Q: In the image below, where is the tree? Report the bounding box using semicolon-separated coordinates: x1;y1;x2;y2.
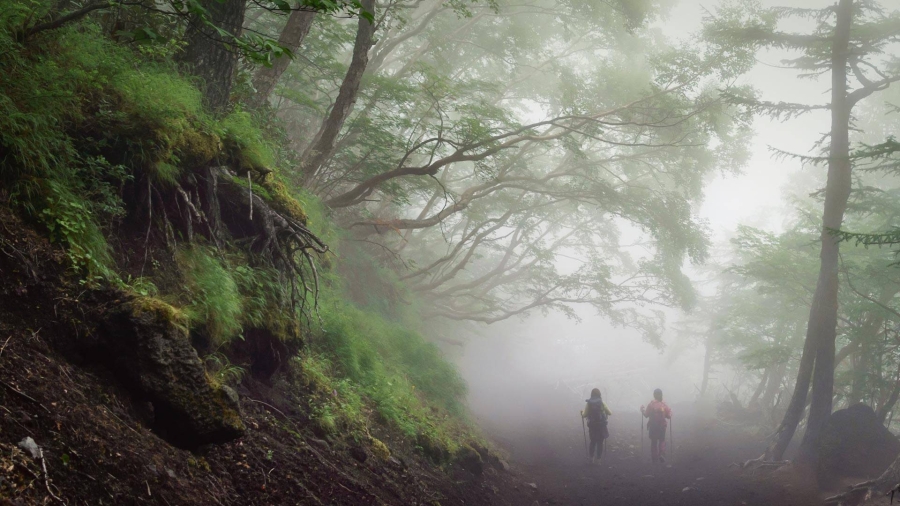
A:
298;0;377;182
180;0;248;112
248;9;317;109
704;0;900;464
255;0;756;331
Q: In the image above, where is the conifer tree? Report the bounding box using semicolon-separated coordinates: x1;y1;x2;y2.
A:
705;0;900;464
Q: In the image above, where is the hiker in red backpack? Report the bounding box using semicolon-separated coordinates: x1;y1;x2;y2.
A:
641;388;672;464
581;388;612;464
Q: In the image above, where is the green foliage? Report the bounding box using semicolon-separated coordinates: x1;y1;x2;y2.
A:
296;353;365;435
40;180;116;281
310;280;467;432
176;246;243;345
205;352;247;388
219;110;275;170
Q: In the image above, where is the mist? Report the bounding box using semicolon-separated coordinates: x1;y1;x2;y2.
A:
4;0;900;503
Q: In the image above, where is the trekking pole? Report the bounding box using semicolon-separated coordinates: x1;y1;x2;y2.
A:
669;418;674;462
581;414;588;456
640;412;644;462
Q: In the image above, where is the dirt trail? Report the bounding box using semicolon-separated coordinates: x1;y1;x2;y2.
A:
493;407;824;506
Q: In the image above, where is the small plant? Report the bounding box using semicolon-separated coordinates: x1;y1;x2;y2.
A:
204;353;246;388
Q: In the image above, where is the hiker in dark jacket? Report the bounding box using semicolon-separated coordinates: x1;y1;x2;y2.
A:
581;388;612;464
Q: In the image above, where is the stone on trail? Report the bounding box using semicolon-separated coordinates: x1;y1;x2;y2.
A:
527;482;538;491
682;487;693;492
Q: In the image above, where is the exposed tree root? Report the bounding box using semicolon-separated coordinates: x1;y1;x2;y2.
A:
735;456;790;472
824;457;900;506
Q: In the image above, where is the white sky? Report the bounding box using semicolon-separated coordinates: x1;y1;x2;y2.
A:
662;0;835;237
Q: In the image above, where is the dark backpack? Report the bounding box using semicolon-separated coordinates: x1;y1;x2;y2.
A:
586;398;608;425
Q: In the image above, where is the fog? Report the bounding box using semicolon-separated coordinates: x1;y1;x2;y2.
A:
456;307;705;451
445;3;900;495
449;0;830;433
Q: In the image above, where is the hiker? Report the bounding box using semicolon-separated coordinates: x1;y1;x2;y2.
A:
641;388;672;464
581;388;612;464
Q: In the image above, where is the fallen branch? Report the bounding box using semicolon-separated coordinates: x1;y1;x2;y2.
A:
37;445;65;504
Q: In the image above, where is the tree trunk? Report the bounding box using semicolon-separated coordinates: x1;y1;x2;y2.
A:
765;325;817;460
300;0;377;184
700;335;712;397
796;0;854;466
749;368;770;407
762;361;787;424
248;9;316;109
876;363;900;425
180;0;247;113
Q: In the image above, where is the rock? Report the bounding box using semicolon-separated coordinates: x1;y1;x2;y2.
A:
17;437;39;459
527;482;538;491
473;443;505;471
94;295;245;447
388;456;404;468
416;432;448;462
349;446;368;463
308;438;330;451
817;403;900;484
682;487;693;492
456;445;484;475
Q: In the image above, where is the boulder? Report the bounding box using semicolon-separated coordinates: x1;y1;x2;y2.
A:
472;443;506;472
95;295;245;447
817;403;900;484
455;445;484;475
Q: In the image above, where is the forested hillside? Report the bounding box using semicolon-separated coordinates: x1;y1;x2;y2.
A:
1;0;899;504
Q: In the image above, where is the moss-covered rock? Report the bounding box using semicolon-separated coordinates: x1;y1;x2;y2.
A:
94;294;245;447
416;432;449;463
455;444;483;476
370;437;391;461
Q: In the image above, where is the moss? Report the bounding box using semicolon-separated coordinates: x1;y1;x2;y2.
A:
262;176;308;225
175;129;222;167
128;295;188;331
187;457;211;472
370;437;391;461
